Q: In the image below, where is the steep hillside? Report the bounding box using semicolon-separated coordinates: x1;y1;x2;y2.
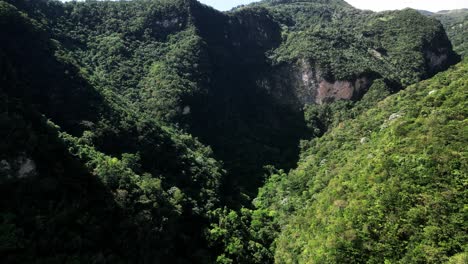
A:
5;0;459;202
431;9;468;57
0;2;224;262
0;0;464;263
3;0;309;202
247;59;467;263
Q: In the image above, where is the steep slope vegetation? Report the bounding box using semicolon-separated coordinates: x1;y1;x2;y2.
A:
431;9;468;58
0;0;464;263
0;2;224;262
5;0;459;203
253;0;459;89
4;0;310;202
249;60;467;263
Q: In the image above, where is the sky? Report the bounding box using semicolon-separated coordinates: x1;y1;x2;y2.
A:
198;0;468;12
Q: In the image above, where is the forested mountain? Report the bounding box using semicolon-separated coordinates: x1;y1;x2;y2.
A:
0;1;224;262
426;9;468;57
246;58;468;264
0;0;465;263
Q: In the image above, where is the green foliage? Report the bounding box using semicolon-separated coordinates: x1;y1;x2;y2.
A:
140;27;209;121
3;0;307;203
5;0;456;206
0;1;223;262
447;252;468;264
208;207;277;264
431;9;468;58
0;0;464;263
267;4;458;85
303;78;392;136
254;60;468;263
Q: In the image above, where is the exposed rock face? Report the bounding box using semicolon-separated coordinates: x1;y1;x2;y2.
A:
18;157;36;179
0;154;37;181
422;8;468;57
182;106;191;115
155;18;182;29
317;77;372;104
423;28;458;74
233;9;281;50
258;59;375;107
256;24;456;109
426;50;448;70
193;5;283;64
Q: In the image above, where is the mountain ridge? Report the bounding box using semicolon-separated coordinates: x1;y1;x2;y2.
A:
257;58;468;263
0;0;465;263
422;8;468;57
